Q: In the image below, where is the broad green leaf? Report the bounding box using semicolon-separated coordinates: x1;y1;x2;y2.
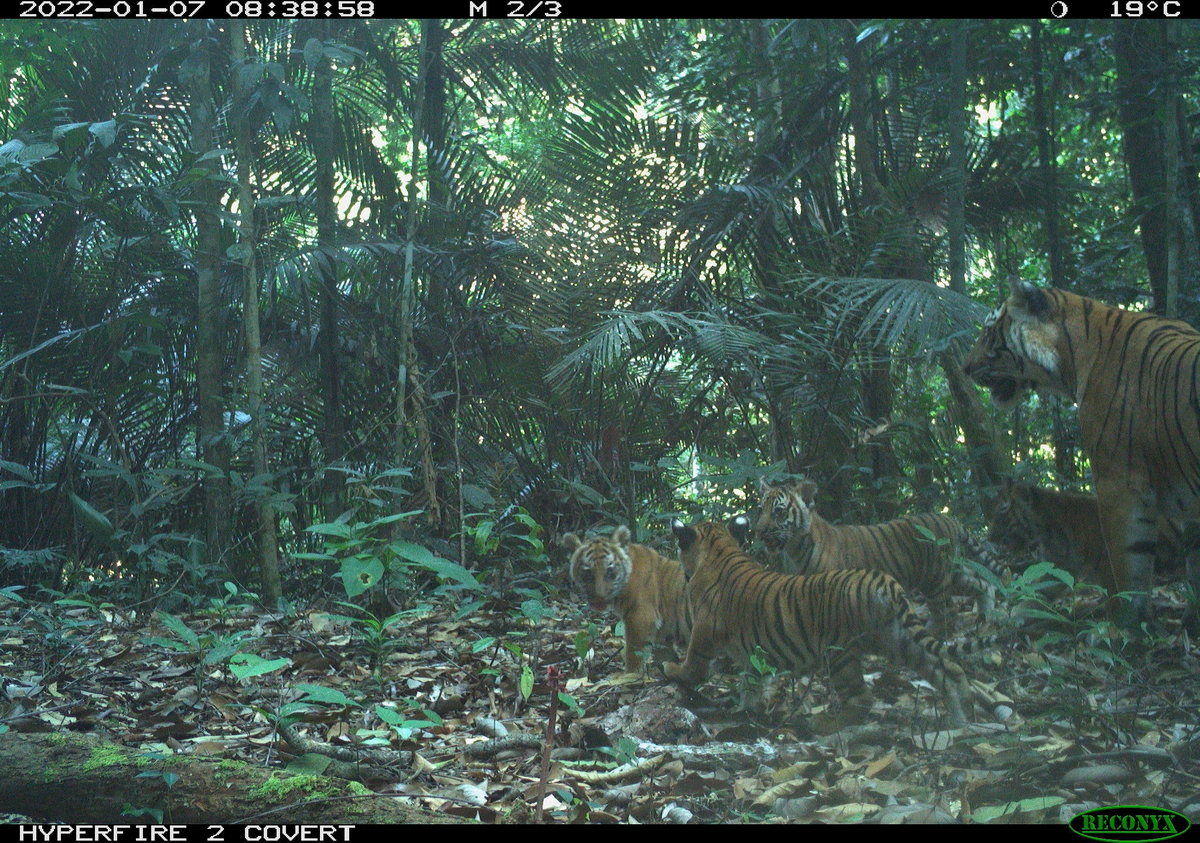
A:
306;522;354;539
340;556;383;598
229;654;291;681
294;684;359;707
156;611;199;647
69;493;115;542
286;753;333;775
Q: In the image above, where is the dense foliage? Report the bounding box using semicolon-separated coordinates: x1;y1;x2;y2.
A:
1;19;1197;609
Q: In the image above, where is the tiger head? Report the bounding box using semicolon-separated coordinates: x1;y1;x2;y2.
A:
561;526;634;612
755;478;817;551
670;517;748;576
987;478;1040;555
962;277;1070;410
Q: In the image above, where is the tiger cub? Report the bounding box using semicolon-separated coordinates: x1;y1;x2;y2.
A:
667;517;973;727
562;526;690;674
990;479;1185;595
754;478;1000;635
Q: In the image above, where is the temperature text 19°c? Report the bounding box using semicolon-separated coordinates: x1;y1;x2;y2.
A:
467;0;562;16
1111;0;1181;14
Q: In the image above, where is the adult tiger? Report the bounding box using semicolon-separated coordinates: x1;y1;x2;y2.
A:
752;478;1000;636
666;517;973;727
989;478;1185;594
963;278;1200;626
561;526;690;674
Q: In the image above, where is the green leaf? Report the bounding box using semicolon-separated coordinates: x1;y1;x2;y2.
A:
558;692;584;717
156;611;199;648
286;753;333;775
88;120;117;147
340;557;384;599
969;796;1064;822
519;664;534;701
306;522;354;539
520;598;545;623
392;542;482;591
229;654;291;681
0;460;34;482
294;683;359;707
69;493;115;542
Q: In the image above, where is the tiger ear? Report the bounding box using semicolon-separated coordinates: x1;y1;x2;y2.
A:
671;519;698;552
758;476;774;496
560;533;582;552
612;525;632;546
728;515;750;545
799;480;818;506
1008;276;1051;319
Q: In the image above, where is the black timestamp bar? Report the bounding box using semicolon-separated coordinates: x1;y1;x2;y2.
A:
18;0;377;15
466;0;562;16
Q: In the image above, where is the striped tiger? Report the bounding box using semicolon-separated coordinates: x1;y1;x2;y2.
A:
666;517;974;727
561;526;690;674
989;478;1185;595
752;478;1000;636
963;277;1200;626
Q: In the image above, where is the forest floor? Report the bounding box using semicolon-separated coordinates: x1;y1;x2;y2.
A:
0;578;1197;825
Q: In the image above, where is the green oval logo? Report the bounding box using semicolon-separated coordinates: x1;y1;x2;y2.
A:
1069;806;1191;842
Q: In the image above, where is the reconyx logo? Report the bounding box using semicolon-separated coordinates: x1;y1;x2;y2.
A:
1069;806;1191;842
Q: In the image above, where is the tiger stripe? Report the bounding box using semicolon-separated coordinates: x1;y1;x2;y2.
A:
963;277;1200;626
667;517;973;727
753;479;1001;635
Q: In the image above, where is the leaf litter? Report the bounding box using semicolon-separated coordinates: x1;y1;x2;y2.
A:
0;583;1198;824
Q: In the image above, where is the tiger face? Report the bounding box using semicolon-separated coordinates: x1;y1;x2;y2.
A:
561;525;690;674
562;526;633;612
987;482;1041;557
962;278;1070;410
754;478;816;552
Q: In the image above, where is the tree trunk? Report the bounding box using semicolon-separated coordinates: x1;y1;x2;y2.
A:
1032;22;1066;291
843;22;905;516
232;21;282;605
310;23;346;522
186;23;232;573
0;731;457;824
944;21;1006;493
396;21;441;531
1113;21;1200;320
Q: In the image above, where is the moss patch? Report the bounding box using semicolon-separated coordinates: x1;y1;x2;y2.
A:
82;745;128;771
249;773;338;802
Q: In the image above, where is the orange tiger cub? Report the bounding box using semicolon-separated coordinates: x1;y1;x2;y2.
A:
989;479;1185;595
562;526;690;674
753;478;1000;635
668;517;973;727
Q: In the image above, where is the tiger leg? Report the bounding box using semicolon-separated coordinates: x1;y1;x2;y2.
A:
882;612;969;727
957;534;999;614
825;648;874;724
926;591;953;639
663;621;716;687
1094;478;1157;629
621;604;658;673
